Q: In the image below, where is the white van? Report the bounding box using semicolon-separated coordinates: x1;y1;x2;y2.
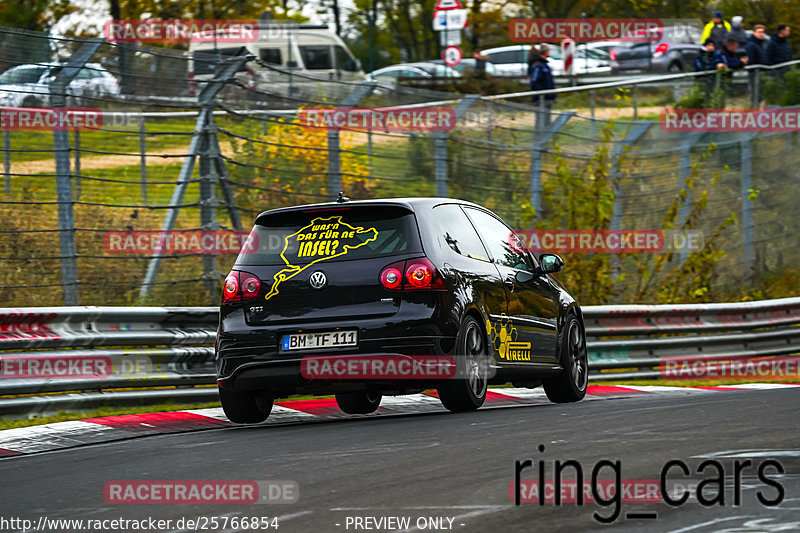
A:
188;24;365;98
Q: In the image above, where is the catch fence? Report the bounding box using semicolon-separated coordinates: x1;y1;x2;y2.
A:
0;27;799;307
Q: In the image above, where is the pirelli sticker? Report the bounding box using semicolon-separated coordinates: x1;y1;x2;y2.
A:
489;315;532;361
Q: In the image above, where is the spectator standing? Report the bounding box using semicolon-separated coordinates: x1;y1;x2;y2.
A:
701;11;731;50
728;16;748;48
767;24;792;65
746;25;769;104
528;44;555;130
745;25;768;65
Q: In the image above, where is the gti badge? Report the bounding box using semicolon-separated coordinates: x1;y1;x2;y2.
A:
309;270;327;289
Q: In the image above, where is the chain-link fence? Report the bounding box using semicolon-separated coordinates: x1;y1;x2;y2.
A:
1;26;798;307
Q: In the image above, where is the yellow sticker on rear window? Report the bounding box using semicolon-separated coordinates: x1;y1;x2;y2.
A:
264;216;379;301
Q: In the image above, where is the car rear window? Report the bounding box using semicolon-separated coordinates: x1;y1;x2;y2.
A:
235;206;422;266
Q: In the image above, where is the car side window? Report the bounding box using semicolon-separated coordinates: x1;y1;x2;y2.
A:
334;46;358;72
433;204;490;262
464;208;533;271
299;45;333;70
259;48;282;65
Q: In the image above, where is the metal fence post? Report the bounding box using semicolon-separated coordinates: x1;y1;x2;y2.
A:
632;84;638;121
3;129;9;194
740;131;756;280
140;49;251;299
73;129;81;201
529;112;574;220
139;116;148;205
326;82;376;200
677;132;704;263
433;130;448;197
610;123;650;281
49;37;102;305
434;95;480;198
610;123;651;231
197;119;222;301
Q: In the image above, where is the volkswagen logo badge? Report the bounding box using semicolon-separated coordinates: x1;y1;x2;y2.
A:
309;271;327;290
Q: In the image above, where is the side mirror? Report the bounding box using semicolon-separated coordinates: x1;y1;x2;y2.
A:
538;253;564;275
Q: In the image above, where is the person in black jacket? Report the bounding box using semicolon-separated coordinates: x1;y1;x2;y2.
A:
694;39;724;71
745;25;768;65
718;37;749;69
528;44;555;130
746;25;769;103
767;24;792;66
694;38;725;98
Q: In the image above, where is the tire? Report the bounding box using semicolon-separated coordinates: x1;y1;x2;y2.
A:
335;391;382;414
218;387;273;423
667;61;684;73
543;314;588;403
438;316;489;412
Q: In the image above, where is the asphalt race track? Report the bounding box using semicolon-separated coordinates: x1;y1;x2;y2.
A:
0;387;798;533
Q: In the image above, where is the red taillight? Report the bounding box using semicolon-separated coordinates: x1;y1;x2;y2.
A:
406;262;432;288
222;271;260;303
609;49;617;61
381;267;403;289
380;257;446;291
653;43;669;57
222;272;239;303
241;275;260;300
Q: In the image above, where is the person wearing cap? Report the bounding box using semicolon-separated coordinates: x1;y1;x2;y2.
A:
701;11;731;50
728;16;748;47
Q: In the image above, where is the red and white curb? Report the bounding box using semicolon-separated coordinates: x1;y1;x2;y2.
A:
0;383;797;458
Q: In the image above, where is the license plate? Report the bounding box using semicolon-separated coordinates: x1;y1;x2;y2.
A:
281;330;357;351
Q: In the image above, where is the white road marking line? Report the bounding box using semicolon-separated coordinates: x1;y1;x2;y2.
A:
664;515;755;533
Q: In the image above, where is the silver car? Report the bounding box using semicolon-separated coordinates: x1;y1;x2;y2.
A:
0;63;120;107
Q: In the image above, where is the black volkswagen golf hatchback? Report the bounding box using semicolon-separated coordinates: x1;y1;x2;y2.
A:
216;197;588;423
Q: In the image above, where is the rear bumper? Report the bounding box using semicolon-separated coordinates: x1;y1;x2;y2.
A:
217;352;460;395
216;303;460;393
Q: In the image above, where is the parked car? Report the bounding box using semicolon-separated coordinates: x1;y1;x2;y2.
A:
430;58;498;75
189;24;364;99
402;62;462;77
0;63;120;107
584;41;635;63
216;197;588;423
611;25;704;74
481;44;610;77
366;63;460;85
